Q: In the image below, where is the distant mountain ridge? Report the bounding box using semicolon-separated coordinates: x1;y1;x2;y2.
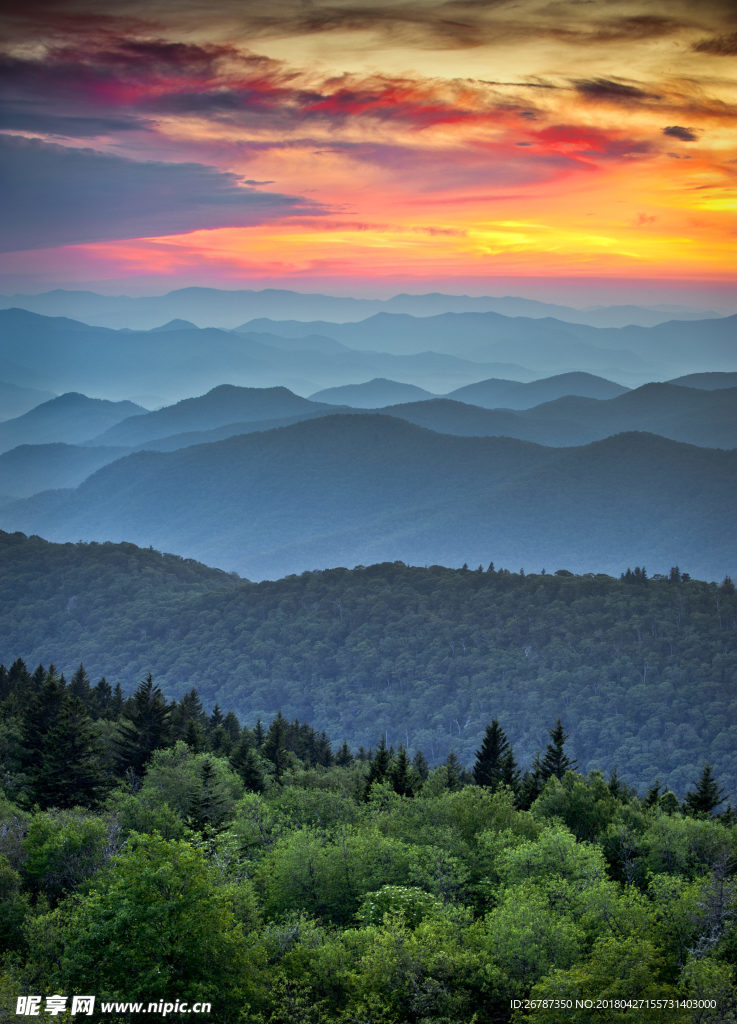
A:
0;392;145;455
94;385;334;447
0;286;727;330
310;378;437;407
0;308;534;401
1;414;734;581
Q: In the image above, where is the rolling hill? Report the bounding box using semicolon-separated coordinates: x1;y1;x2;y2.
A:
0;392;145;454
310;378;437;407
1;530;735;795
1;414;734;581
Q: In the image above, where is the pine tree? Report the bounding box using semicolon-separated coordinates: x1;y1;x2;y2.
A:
230;733;265;792
262;712;290;781
473;719;518;791
445;750;463;791
540;719;576;781
91;677;112;717
364;737;392;798
499;748;521;794
189;757;228;830
644;779;662;807
390;747;414;797
518;754;544;810
334;742;354;766
412;749;429;783
184;719;204;753
33;696;105;808
113;675;171;777
684;765;726;817
222;711;241;744
69;664;91;705
20;668;66;797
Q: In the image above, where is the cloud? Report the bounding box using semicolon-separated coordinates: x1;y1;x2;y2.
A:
0;111;154;137
573;78;660;104
693;31;737;56
0;134;325;251
663;125;698;141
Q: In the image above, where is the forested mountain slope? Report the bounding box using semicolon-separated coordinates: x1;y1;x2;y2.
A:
1;530;735;796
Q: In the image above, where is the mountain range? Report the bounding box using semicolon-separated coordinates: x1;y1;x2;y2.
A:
0;286;726;330
1;414;734;581
1;529;735;794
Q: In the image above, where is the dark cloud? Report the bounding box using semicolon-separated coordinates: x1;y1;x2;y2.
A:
0;134;325;251
693;31;737;56
663;125;698;141
0;41;542;138
0;110;153;137
573;78;660;103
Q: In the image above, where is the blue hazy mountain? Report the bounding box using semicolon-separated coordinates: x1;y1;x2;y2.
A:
93;385;335;447
0;309;533;400
0;392;145;454
1;414;734;581
0;443;128;498
310;379;437;407
669;371;737;390
0;381;56;421
381;384;737;448
0;286;724;330
446;372;629;409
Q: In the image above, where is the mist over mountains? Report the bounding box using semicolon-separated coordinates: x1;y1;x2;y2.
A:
0;286;725;331
0;286;734;582
1;414;735;581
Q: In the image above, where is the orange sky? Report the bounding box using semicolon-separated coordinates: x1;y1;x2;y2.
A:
1;0;735;303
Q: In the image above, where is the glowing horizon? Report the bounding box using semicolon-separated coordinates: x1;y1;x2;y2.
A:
1;0;735;306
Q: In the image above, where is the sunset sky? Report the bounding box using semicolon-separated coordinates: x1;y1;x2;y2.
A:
1;0;735;305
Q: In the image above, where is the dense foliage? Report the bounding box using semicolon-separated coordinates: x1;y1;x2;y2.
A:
2;531;736;796
0;662;735;1023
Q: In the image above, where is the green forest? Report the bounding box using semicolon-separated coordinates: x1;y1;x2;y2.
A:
2;531;736;796
0;660;735;1023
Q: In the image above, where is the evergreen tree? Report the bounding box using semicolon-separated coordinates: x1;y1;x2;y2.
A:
499;748;521;794
684;764;726;817
20;668;66;796
412;749;429;783
113;675;172;777
222;711;241;745
239;748;266;793
390;746;414;797
184;719;204;753
364;737;392;798
540;719;576;781
110;682;124;719
32;696;105;808
210;725;232;755
69;664;91;705
518;754;545;810
262;712;290;781
444;750;463;791
173;688;206;741
644;779;662;807
229;732;252;774
334;741;354;766
473;719;518;791
91;677;112;717
189;757;228;831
